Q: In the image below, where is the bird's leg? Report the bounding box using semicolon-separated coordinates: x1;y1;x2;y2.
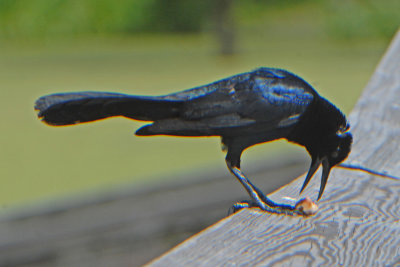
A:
226;160;303;215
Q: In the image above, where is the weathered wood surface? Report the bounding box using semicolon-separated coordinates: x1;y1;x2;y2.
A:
0;156;306;267
149;30;400;267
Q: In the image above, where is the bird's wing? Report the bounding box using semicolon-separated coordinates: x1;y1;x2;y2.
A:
180;73;314;131
136;68;315;136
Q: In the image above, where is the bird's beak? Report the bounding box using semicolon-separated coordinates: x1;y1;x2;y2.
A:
317;157;332;201
300;157;321;194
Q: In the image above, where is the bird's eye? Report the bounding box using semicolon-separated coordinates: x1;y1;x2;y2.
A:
338;123;350;134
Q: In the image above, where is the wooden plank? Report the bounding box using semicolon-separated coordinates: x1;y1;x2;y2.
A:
149;30;400;267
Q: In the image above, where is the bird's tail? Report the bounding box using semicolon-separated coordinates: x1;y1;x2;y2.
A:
35;91;182;126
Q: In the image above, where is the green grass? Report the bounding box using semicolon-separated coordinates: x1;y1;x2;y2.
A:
0;26;389;210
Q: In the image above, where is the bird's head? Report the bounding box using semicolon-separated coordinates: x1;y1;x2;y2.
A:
300;122;353;200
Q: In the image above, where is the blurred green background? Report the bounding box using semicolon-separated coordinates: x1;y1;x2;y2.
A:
0;0;398;211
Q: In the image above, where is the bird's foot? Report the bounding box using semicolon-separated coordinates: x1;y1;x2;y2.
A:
253;189;319;215
228;197;318;216
257;196;319;216
225;162;318;216
228;200;252;215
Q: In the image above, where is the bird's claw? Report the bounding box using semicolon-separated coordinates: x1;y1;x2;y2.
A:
228;200;252;215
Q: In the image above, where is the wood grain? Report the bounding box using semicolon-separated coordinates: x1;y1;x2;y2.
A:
149;30;400;267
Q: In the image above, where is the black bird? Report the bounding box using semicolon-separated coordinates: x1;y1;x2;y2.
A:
35;67;352;215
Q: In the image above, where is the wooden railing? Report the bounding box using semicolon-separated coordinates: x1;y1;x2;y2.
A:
149;30;400;266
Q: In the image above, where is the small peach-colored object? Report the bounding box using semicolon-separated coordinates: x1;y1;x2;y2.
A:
295;197;319;215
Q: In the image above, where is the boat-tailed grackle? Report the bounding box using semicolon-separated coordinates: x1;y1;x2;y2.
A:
35;67;353;215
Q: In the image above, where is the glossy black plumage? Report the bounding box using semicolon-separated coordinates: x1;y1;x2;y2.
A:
35;67;352;215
